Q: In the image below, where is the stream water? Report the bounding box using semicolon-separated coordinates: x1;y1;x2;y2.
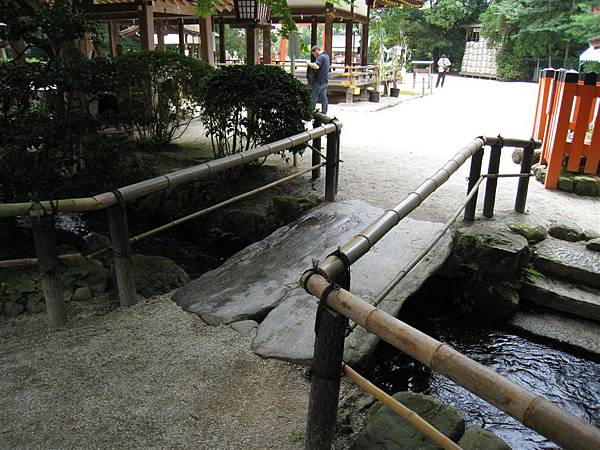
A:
359;309;600;449
53;213;600;449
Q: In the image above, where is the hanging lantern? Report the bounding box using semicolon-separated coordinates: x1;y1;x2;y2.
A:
234;0;270;25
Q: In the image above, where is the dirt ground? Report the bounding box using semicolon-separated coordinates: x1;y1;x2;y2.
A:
1;75;598;449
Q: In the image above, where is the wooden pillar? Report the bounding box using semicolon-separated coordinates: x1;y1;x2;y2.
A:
199;17;214;64
108;21;119;57
360;21;369;66
32;215;67;329
219;20;226;62
305;306;348;449
311;19;318;62
344;20;353;67
246;25;257;65
12;39;27;64
279;37;287;63
156;20;165;51
325;125;340;201
108;203;137;307
262;26;271;64
139;1;155;51
312;118;322;180
0;46;6;61
324;14;333;56
178;18;186;55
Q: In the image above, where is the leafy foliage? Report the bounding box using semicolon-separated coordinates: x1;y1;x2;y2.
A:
112;51;214;146
199;65;312;158
481;0;600;79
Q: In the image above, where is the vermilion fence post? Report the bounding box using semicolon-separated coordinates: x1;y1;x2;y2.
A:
567;72;598;172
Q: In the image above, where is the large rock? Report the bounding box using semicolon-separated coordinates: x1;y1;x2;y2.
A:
175;200;452;365
511;148;541;165
451;225;529;280
534;237;600;288
507;223;547;244
5;301;25;316
520;276;600;322
458;426;511;450
587;238;600;252
133;255;190;298
573;175;599;197
352;392;465;450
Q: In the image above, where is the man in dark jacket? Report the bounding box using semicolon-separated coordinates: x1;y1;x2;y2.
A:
307;45;330;114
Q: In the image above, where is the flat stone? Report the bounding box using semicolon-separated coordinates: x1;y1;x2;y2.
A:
255;213;451;365
352;392;465;450
534;237;600;288
459;426;511;450
587;238;600;252
509;310;600;357
548;220;584;242
230;320;258;336
521;276;600;322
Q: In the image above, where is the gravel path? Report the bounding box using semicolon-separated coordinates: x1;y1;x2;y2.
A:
1;76;598;449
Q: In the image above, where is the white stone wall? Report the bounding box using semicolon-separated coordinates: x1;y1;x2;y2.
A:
460;38;499;77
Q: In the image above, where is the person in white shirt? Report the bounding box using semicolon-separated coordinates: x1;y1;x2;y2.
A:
436;54;451;88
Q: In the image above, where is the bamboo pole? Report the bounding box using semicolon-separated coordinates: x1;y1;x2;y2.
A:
343;365;462;450
0;253;86;270
0;123;340;218
300;273;600;450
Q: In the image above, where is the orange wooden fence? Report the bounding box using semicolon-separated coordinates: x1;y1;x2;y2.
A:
532;68;600;189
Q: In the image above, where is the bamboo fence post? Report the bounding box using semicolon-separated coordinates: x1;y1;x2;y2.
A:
514;141;535;213
31;215;67;328
464;147;484;221
312;118;322;180
325;123;340;201
305;306;348;450
107;202;137;307
482;143;502;218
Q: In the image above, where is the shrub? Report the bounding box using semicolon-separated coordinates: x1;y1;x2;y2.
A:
199;65;312;159
113;51;213;146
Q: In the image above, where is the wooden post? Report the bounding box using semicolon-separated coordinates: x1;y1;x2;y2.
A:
305;306;348;450
199;17;214;64
325;125;339;201
31;215;67;329
515;144;534;213
324;14;333;56
156;20;165;51
139;1;155;51
262;26;271;64
178;18;186;55
219;20;226;62
344;20;353;68
12;39;27;64
312;118;322;180
246;25;257;65
108;21;119;57
483;144;502;218
464;148;484;221
107;203;137;307
360;18;369;65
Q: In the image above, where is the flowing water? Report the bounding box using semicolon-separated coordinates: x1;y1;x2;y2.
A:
360;313;600;449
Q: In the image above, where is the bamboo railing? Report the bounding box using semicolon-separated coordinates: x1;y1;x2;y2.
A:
0;114;342;327
296;135;599;450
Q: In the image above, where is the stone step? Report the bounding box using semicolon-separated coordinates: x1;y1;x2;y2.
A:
533;237;600;289
508;310;600;358
520;276;600;323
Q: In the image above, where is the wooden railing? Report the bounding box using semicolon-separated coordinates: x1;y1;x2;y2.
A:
0;114;342;328
298;135;597;450
532;68;600;188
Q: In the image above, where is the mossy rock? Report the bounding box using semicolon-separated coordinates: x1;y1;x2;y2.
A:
132;255;190;298
271;195;321;224
507;223;547;244
458;426;511;450
573;175;599;197
352;392;465;450
461;279;519;323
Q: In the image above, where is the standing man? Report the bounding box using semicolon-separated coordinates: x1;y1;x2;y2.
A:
435;54;451;88
307;45;330;114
